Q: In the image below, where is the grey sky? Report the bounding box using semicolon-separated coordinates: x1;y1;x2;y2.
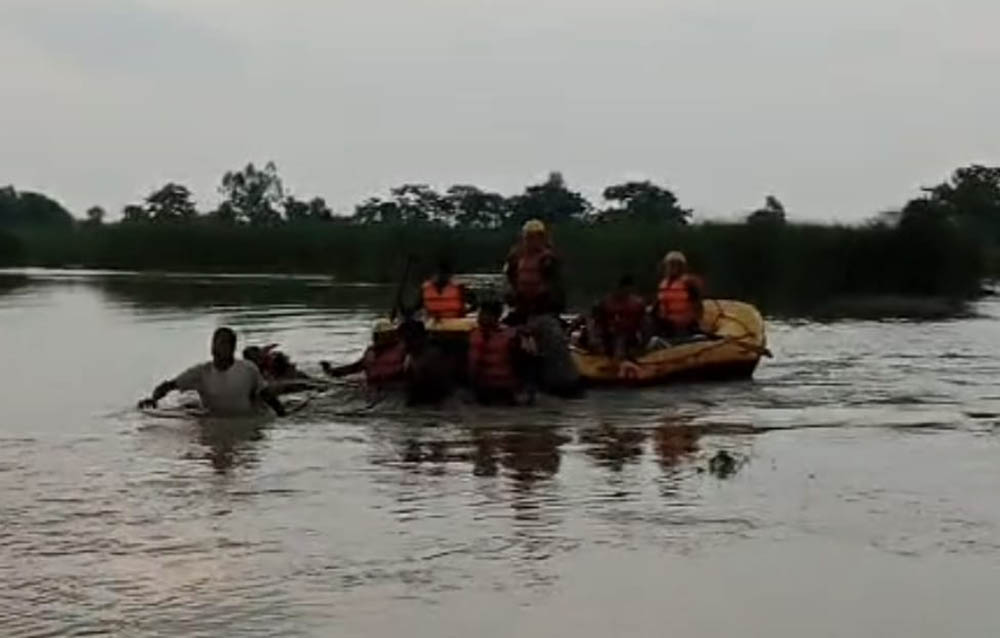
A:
1;0;998;222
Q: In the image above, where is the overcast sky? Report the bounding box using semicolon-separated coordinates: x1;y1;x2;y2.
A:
1;0;998;222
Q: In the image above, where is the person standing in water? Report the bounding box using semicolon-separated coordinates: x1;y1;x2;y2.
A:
468;300;535;405
138;327;286;417
505;219;563;321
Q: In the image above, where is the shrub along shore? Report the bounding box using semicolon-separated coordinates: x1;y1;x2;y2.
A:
2;163;998;317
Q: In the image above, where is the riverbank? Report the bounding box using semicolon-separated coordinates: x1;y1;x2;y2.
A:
2;216;985;317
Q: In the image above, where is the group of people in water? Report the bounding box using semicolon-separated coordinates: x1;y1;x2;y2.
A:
138;219;706;417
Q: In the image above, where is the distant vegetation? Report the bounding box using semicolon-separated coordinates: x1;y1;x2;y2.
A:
2;162;998;314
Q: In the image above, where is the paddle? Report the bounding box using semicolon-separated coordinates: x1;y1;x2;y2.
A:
390;254;414;322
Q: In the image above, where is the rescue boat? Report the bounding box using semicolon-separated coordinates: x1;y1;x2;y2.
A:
425;299;768;386
571;299;768;385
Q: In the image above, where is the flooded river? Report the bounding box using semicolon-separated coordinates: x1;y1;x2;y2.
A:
2;270;999;637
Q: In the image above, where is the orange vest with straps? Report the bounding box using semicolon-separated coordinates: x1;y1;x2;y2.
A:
468;327;518;390
515;249;552;298
658;275;701;328
422;279;464;319
363;342;406;385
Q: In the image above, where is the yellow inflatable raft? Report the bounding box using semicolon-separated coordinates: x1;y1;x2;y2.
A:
422;299;768;386
572;299;768;385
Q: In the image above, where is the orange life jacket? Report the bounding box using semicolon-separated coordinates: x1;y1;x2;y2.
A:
657;275;701;328
363;342;406;385
468;327;518;390
515;249;552;299
422;279;464;319
603;293;646;334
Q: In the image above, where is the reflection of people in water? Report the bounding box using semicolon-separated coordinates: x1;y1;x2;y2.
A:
579;424;648;472
653;422;701;469
138;327;286;417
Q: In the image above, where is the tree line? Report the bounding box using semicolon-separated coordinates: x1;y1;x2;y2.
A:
5;162;1000;239
1;162;998;315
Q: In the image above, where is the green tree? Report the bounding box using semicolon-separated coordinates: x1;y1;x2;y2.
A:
0;186;74;227
446;185;510;228
601;180;691;224
122;203;150;223
747;195;786;225
352;184;450;225
507;172;591;226
219;162;285;225
285;196;333;223
914;164;1000;236
84;206;106;226
145;183;197;223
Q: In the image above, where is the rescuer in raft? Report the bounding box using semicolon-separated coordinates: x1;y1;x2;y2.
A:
504;219;564;322
468;299;537;405
654;251;705;339
320;319;406;388
415;259;472;320
587;274;648;359
138;327;286;417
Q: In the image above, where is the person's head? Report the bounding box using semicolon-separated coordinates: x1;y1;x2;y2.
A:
242;345;262;365
435;258;453;285
372;319;399;348
615;274;636;297
663;251;688;279
478;299;503;331
522;219;548;252
212;327;237;366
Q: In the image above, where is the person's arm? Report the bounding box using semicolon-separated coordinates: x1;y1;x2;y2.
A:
137;380;177;409
320;355;365;378
260;386;286;417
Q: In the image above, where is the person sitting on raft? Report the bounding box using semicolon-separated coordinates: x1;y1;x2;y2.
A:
587;274;648;359
504;219;564;323
654;251;705;339
138;327;286;417
415;259;472;321
320;319;406;388
468;300;536;405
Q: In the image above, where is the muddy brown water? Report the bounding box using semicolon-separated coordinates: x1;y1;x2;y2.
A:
2;270;999;637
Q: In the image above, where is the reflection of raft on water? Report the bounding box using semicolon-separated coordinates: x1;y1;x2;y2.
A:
425;299;769;386
573;300;769;385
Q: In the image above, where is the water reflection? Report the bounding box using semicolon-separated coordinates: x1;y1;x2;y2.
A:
186;418;269;474
93;274;392;313
0;273;29;298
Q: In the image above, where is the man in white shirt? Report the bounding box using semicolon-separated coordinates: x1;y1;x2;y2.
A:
138;327;286;417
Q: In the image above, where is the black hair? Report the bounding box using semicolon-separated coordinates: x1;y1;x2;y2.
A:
242;346;260;360
618;274;635;288
213;327;237;349
437;258;453;274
